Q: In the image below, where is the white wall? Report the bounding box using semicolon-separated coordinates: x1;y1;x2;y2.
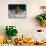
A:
0;0;46;37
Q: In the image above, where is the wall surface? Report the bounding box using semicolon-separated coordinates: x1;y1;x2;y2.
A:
0;0;46;39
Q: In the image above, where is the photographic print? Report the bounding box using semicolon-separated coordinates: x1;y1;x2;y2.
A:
8;4;26;18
